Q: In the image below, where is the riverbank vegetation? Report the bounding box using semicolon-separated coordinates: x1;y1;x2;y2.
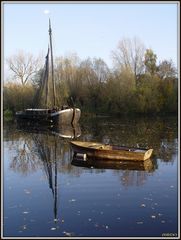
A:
4;38;178;117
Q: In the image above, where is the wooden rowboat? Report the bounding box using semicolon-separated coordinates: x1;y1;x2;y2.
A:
70;141;153;161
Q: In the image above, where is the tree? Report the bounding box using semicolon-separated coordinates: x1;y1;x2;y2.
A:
144;49;157;75
157;59;177;79
7;51;42;85
112;37;145;78
92;58;110;83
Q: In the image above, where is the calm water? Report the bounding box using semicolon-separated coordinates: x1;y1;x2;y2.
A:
3;116;178;238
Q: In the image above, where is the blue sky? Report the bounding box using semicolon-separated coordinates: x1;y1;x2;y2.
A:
3;2;178;72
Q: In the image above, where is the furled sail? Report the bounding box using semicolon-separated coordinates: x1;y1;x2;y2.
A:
33;48;50;108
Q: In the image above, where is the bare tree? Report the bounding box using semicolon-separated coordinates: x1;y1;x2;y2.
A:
112;37;145;78
157;59;177;79
6;50;42;85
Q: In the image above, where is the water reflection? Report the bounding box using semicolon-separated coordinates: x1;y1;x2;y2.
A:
3;116;178;237
71;156;157;187
16;121;81;139
32;133;59;224
80;116;177;163
71;157;156;172
10;122;81;225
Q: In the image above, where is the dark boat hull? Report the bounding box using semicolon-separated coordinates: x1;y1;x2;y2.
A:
16;108;81;125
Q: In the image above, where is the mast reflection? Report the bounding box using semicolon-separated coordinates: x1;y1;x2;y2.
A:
15;122;81;223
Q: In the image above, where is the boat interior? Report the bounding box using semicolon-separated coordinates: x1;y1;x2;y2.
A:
74;142;147;153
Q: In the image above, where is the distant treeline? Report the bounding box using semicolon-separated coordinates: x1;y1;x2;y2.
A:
4;38;178;116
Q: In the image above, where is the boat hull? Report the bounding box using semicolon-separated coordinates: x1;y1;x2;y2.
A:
16;108;81;125
70;141;153;161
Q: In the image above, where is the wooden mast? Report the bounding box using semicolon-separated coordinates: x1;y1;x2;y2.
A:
49;19;56;107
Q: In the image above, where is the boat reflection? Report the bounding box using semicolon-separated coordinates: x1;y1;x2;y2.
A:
16;121;81;139
31;133;59;224
14;121;81;225
71;156;156;172
51;124;81;139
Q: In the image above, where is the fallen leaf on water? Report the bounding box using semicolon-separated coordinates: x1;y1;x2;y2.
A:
20;225;27;230
24;189;31;194
23;211;29;214
63;231;73;236
9;205;17;209
51;227;56;231
136;222;143;224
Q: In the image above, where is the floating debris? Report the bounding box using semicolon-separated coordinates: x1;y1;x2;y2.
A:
136;221;143;224
161;220;165;223
140;204;146;207
63;231;73;236
9;205;17;209
22;211;29;214
88;218;92;222
170;185;174;188
151;215;156;219
144;197;152;201
69;199;76;202
105;225;109;229
24;189;31;194
30;219;36;222
61;219;64;223
20;225;27;230
117;217;121;220
51;227;56;231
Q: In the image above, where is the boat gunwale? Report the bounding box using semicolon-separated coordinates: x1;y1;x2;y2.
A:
70;141;151;152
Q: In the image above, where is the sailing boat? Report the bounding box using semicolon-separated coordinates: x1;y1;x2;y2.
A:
16;19;81;125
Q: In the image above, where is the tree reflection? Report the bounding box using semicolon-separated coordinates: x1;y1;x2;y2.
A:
71;156;157;187
80;115;178;163
4;115;177;189
9;136;41;175
120;170;149;187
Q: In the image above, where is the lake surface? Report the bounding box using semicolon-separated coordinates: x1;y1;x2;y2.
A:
3;116;178;238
